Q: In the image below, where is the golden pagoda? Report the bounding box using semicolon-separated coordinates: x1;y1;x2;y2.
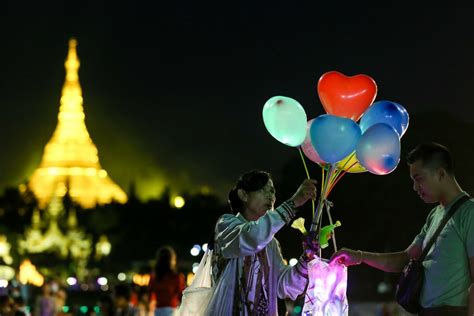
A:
28;39;127;209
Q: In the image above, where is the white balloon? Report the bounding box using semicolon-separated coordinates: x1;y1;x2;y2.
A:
263;96;307;147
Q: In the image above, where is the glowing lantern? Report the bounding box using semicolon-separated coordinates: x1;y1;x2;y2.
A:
19;260;44;287
303;257;348;315
132;274;150;287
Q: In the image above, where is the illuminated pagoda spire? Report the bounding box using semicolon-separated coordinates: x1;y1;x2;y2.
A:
28;38;127;209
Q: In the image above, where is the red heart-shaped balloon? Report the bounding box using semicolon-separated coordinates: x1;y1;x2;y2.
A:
317;71;377;121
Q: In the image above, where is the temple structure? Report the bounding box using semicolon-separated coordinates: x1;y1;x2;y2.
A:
28;39;127;209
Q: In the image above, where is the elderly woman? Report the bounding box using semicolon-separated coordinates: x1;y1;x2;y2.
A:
205;170;318;315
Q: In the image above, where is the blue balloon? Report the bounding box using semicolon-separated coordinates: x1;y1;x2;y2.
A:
310;114;361;164
356;123;401;175
359;101;409;137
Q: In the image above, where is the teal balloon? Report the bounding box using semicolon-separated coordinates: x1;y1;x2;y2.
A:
263;96;307;147
360;101;409;137
310;114;361;163
356;123;401;175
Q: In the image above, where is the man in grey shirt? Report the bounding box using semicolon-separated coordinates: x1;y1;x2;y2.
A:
330;142;474;316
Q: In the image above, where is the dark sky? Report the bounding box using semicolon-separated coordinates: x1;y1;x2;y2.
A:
1;4;474;201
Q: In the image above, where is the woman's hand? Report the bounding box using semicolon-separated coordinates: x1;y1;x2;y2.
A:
289;179;318;207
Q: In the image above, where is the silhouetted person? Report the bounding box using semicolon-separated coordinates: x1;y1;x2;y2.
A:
34;283;56;316
148;246;185;316
114;284;138;316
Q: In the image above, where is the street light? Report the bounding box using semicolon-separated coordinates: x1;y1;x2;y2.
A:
95;235;111;260
66;277;77;286
173;196;185;209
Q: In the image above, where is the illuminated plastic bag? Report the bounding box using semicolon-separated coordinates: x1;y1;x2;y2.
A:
302;256;349;316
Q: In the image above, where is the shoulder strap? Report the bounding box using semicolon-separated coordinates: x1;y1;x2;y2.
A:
419;194;471;261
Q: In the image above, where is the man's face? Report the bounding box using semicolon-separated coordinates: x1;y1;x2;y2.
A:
409;160;442;204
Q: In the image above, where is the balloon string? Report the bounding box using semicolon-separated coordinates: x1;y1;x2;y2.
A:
310;194;326;232
298;147;315;218
298;147;311;180
311;165;331;232
322;165;335;199
325;151;356;194
325;202;337;252
314;164;326;228
328;151;355;190
338;151;356;171
328;167;344;194
327;160;357;196
327;173;344;197
328;168;341;190
321;164;326;195
318;211;323;258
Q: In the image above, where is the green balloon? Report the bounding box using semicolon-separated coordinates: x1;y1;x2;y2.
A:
263;96;307;147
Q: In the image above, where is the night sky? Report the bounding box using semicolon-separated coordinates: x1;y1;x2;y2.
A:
1;4;474;201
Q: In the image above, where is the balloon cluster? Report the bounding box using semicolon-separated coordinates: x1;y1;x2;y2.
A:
263;71;409;232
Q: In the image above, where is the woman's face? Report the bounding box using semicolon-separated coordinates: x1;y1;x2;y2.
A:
242;179;276;220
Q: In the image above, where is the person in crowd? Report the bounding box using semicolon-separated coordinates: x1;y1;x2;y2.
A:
148;246;185;316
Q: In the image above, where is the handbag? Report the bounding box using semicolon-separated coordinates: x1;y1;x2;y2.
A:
178;248;214;316
178;225;217;316
395;194;470;313
179;220;224;316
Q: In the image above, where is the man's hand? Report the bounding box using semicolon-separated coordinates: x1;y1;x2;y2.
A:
329;248;363;266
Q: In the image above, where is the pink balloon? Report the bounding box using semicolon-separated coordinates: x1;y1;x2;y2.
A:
301;119;325;164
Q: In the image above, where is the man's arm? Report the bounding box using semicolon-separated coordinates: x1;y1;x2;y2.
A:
468;257;474;316
329;243;422;273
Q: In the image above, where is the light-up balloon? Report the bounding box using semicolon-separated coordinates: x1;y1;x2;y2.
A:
336;151;367;173
356;123;401;175
360;100;409;137
301;119;325;164
263;96;307;147
310;114;361;164
317;71;377;122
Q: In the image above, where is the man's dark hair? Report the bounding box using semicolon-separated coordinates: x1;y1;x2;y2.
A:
406;142;454;174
